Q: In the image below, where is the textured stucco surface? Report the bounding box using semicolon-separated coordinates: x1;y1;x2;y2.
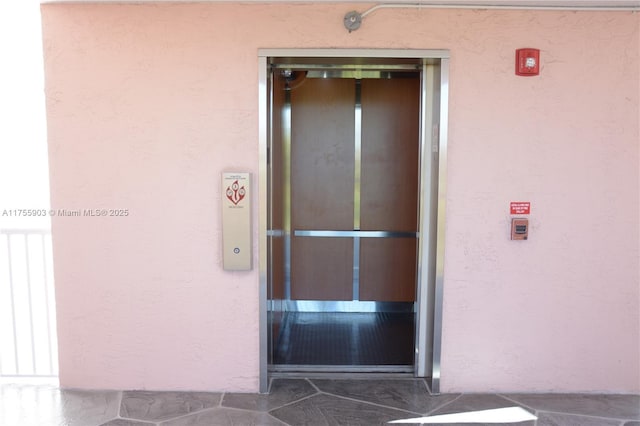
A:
41;3;639;393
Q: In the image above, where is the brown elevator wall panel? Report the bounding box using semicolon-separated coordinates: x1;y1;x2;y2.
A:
270;73;286;299
291;237;353;301
291;78;355;231
270;238;285;299
360;238;417;302
360;78;420;232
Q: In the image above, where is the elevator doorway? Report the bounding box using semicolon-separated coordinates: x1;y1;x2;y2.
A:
259;50;449;392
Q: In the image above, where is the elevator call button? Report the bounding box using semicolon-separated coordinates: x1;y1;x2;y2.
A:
222;172;252;271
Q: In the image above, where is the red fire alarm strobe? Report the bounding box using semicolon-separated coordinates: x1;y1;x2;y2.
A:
516;48;540;76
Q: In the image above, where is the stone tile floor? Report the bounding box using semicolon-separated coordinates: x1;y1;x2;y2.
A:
0;378;638;425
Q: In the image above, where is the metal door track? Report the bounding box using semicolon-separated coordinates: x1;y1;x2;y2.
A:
269;365;414;374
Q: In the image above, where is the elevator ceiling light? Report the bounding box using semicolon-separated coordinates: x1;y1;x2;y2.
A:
305;70;419;79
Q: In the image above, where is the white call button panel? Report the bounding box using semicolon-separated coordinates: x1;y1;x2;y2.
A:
222;172;251;271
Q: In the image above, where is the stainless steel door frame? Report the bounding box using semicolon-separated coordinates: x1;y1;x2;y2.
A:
259;49;450;394
415;60;448;395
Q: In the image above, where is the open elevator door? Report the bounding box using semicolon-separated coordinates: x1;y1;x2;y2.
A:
260;52;448;392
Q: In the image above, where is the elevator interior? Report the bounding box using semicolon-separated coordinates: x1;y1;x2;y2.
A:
265;54;445;377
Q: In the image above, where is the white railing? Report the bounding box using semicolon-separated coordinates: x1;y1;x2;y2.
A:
0;229;58;377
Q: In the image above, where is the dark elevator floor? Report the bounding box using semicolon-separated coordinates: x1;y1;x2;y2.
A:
273;312;415;366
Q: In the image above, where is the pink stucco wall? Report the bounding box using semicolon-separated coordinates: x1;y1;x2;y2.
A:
41;3;639;393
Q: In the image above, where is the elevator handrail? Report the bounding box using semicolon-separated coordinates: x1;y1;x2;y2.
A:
293;230;417;238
